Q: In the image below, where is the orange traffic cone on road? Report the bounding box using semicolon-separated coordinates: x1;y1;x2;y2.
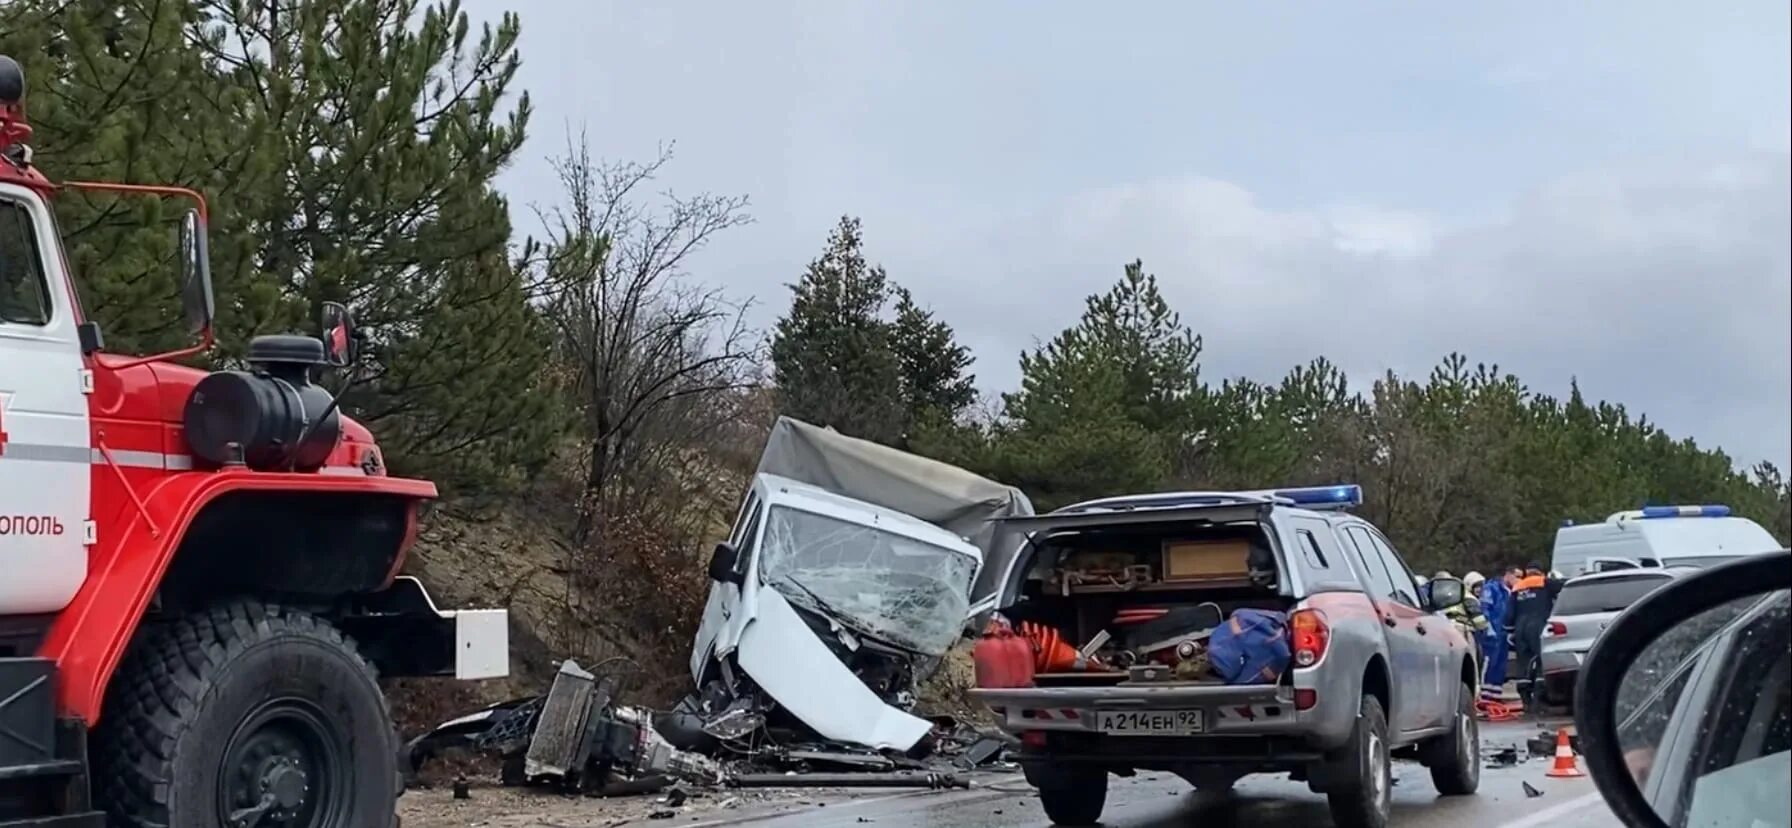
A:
1545;727;1585;778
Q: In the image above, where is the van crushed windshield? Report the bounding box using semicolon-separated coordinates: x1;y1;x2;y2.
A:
760;505;978;657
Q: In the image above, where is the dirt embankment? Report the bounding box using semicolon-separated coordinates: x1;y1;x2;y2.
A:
383;473;992;743
384;492;577;738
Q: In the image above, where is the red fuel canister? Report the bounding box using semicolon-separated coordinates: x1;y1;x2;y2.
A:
973;614;1037;688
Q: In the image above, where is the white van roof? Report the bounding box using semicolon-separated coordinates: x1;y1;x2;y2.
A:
1552;506;1781;571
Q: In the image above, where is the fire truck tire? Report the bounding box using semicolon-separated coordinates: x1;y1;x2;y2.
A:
93;600;400;828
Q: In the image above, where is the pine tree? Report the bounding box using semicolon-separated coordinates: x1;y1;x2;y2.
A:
987;260;1207;507
770;216;906;444
7;0;560;488
194;0;558;487
3;0;263;357
1004;260;1205;436
889;286;976;425
770;217;979;448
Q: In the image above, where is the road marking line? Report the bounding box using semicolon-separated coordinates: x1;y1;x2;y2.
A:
1495;790;1608;828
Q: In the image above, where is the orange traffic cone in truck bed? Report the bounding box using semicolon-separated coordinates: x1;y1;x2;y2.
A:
1545;727;1585;778
1018;622;1103;672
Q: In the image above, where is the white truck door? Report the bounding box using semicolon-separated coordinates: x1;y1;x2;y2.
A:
690;488;762;683
0;184;90;614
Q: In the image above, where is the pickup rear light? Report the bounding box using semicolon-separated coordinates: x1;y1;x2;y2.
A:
1021;730;1047;750
1546;620;1567;637
1291;609;1330;668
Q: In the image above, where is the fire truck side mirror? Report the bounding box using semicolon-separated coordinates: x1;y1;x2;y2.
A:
321;301;356;368
178;208;214;335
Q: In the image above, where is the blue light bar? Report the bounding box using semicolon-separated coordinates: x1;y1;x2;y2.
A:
1274;484;1363;510
1639;505;1731;519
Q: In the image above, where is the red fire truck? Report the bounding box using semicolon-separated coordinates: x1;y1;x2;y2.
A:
0;55;508;826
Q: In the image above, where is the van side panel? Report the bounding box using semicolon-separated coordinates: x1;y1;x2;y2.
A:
1551;524;1654;577
1552;516;1781;577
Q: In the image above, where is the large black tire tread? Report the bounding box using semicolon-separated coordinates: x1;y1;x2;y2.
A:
93;600;400;828
1324;695;1392;828
1424;683;1482;796
1033;764;1108;826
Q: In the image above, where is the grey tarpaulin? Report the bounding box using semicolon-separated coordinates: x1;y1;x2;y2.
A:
754;417;1035;607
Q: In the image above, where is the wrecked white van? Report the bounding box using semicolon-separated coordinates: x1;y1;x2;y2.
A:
688;417;1034;753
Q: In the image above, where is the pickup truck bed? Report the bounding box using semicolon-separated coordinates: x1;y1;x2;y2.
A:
974;488;1482;828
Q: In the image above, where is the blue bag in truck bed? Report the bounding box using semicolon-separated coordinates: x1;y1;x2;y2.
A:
1208;609;1292;685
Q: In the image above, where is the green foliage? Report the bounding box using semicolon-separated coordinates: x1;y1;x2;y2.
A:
984;260;1206;508
771;216;977;447
932;259;1790;566
4;0;258;355
9;0;1781;574
891;286;976;424
5;0;560;490
1005;260;1204;435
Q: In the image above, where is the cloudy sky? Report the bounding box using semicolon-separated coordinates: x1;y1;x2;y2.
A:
460;1;1791;470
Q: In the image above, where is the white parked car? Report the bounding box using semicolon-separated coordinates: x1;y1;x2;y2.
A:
1539;567;1698;705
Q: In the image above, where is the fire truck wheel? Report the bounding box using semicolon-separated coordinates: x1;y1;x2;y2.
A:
94;600;400;828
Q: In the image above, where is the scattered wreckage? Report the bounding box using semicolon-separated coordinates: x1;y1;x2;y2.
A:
408;417;1032;793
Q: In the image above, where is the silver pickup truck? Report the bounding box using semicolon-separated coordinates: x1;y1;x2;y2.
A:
970;485;1480;828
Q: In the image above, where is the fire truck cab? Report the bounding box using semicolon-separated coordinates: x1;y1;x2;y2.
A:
0;55;507;827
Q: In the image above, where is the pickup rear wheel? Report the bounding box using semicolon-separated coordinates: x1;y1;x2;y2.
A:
94;600;400;828
1324;695;1392;828
1423;684;1482;795
1030;764;1107;826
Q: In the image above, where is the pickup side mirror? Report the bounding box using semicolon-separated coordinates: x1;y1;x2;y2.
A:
707;542;743;585
177;208;214;335
1428;577;1465;611
321;301;356;368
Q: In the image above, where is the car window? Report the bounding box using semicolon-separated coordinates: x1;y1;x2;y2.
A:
1341;526;1399;600
729;491;761;546
735;500;764;564
1554;575;1673;615
1363;528;1422;607
1680;592;1791;826
1297;529;1330;569
0;198;52;327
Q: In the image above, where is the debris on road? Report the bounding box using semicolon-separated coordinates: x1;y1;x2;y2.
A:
407;418;1028;807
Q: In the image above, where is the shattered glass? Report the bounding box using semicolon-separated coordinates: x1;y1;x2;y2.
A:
760;505;977;657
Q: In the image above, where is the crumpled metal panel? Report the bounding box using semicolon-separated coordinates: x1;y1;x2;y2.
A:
523;660;597;779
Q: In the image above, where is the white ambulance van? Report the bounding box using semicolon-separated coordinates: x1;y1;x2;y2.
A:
1550;505;1782;579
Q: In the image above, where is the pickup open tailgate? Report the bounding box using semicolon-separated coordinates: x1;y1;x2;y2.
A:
982;500;1274;608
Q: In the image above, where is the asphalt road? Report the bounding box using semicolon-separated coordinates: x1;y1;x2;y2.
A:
670;719;1620;828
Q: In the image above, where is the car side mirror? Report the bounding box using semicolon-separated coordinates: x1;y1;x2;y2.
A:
321;301;356;368
1574;550;1791;828
177;208;214;335
1428;577;1465;611
707;542;743;585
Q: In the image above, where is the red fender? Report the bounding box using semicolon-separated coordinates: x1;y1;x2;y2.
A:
38;468;436;725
